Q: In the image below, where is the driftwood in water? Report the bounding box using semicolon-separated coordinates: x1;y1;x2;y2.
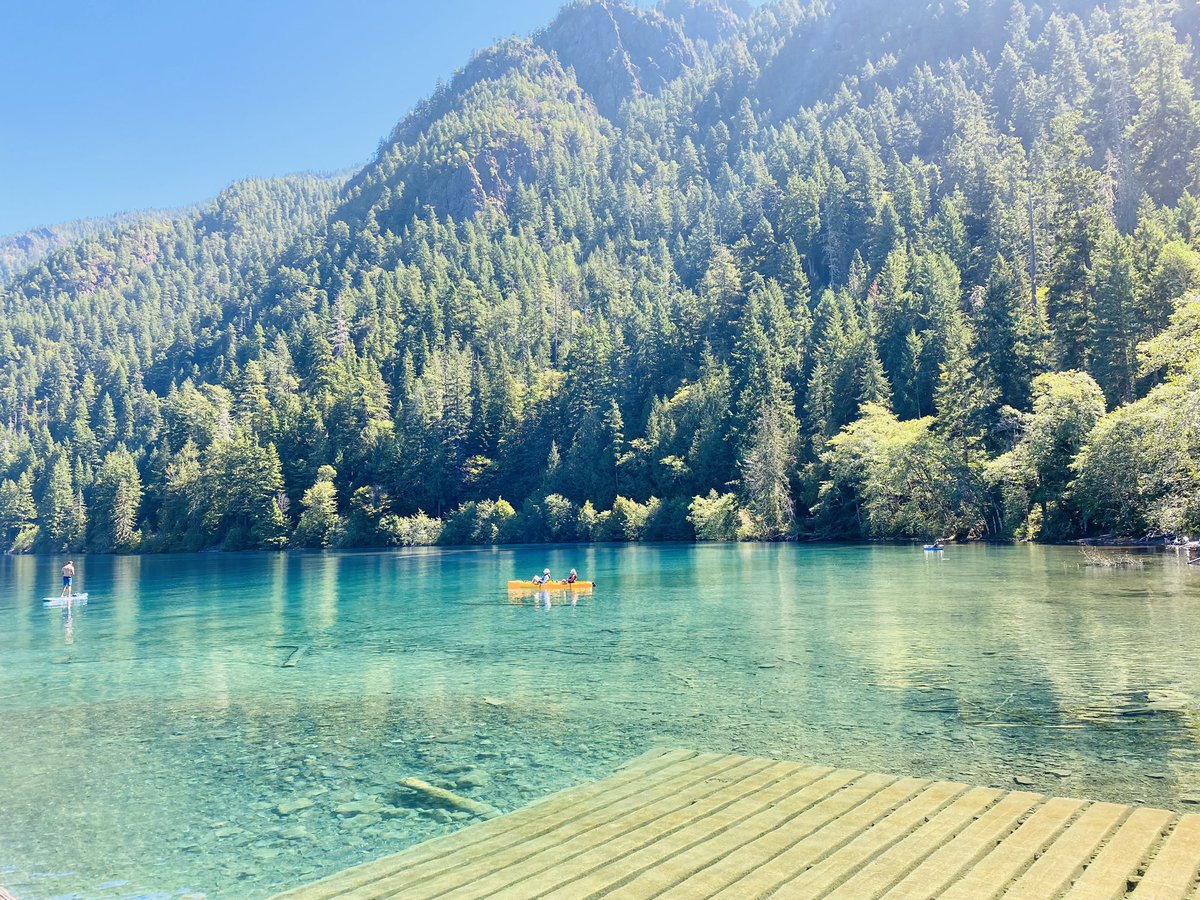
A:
281;645;307;667
1079;545;1145;568
397;776;501;819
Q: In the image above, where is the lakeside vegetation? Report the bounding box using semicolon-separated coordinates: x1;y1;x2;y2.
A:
2;0;1200;552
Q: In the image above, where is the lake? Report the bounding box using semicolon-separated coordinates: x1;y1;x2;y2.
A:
1;543;1198;899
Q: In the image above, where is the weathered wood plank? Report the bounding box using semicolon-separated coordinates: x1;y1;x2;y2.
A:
835;789;1044;900
707;776;931;898
446;758;800;900
507;760;829;899
531;762;838;899
383;755;781;899
270;751;1200;900
272;748;706;899
656;770;901;898
1062;808;1174;900
938;797;1087;899
547;766;859;899
1133;814;1200;900
1002;801;1128;899
773;779;970;897
823;786;1004;900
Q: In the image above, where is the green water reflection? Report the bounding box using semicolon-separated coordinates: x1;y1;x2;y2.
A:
1;543;1198;898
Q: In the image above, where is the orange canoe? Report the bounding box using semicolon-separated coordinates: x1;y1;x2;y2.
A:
507;580;594;591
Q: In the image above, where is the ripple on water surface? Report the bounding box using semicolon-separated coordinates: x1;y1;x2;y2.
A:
1;543;1198;898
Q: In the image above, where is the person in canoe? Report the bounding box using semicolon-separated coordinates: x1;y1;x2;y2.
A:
533;567;552;585
60;560;75;598
566;569;578;584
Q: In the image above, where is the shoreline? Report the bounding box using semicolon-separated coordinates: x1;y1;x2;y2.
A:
7;534;1200;555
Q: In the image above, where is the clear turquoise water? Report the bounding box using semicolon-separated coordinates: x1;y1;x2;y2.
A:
2;543;1199;899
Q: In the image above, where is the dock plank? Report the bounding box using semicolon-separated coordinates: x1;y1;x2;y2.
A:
1133;814;1200;900
773;779;969;896
823;786;1004;899
658;770;902;898
882;790;1044;900
384;758;782;897
533;763;843;898
708;776;931;897
270;750;1200;900
273;749;713;900
938;796;1087;899
1003;801;1129;899
1063;807;1175;900
562;767;862;899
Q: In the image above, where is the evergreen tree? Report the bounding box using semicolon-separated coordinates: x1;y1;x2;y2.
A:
200;434;289;549
293;465;343;548
1089;229;1137;404
0;472;37;552
40;456;85;552
89;446;143;551
739;399;798;538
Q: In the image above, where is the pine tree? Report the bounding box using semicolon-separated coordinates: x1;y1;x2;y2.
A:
934;318;996;467
1126;26;1200;205
201;434;289;549
94;394;117;448
1089;229;1137;404
293;465;343;548
739;396;798;538
89;446;143;551
977;255;1043;409
40;456;85;552
0;473;37;552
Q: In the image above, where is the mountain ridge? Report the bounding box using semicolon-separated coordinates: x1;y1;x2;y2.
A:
1;0;1199;553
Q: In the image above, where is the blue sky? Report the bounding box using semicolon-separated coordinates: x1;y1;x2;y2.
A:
0;0;583;234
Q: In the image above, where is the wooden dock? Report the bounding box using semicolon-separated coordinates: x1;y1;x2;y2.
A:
273;748;1200;899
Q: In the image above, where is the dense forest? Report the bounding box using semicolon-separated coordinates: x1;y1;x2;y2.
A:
2;0;1200;553
0;207;191;286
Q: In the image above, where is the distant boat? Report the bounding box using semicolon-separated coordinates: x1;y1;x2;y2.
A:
923;544;944;552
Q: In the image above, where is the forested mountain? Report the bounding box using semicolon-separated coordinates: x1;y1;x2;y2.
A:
2;0;1200;553
0;208;192;286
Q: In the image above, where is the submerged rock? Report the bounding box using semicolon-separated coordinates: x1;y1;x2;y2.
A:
453;768;491;789
334;799;383;817
275;798;315;816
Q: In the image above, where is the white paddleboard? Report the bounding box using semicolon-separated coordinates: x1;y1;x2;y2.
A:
43;593;88;607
